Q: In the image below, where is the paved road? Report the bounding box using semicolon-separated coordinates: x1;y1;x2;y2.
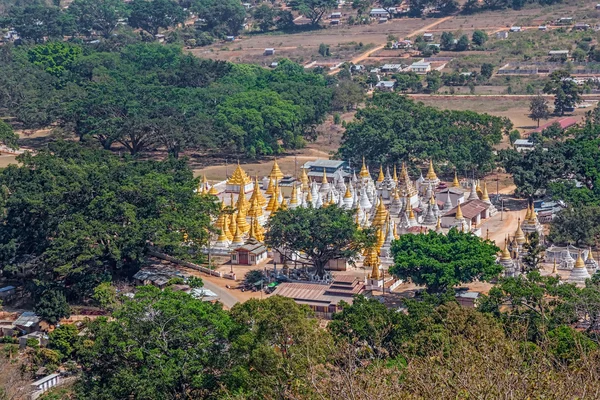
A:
201;279;240;308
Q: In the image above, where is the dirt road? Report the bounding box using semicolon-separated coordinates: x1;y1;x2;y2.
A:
329;16;454;74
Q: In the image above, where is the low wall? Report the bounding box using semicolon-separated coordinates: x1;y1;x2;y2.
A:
147;250;237;280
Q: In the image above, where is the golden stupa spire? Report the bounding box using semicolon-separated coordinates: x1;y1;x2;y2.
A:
236;184;249;213
248;217;256;240
229;211;237;238
430;194;435;205
393;221;399;239
232;225;243;244
524;203;532;221
251;177;268;207
280;197;288;210
364;246;381;279
344;185;352;199
408;201;416;220
208;183;219;196
216;221;229;243
227;162;252;186
575;250;585;268
452;170;460;188
265;178;275;196
589;248;596;261
300;167;309;191
514;218;525;244
200;175;208;194
436;216;442;232
377;165;385;183
455;202;463;219
247;196;263;219
393;165;398;182
223;213;233;241
426;159;437;180
236;207;249;234
322;168;328;184
377;227;386;249
552;259;557;274
254;218;265;241
290;184;299;206
359;157;370;178
269;158;284;181
306;190;313;204
372;196;388;228
500;238;511;260
481;181;490;202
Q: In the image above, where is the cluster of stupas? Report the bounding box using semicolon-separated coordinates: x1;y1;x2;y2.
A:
202;158;505;280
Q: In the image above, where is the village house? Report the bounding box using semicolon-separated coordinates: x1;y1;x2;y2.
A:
231;238;268;265
369;8;390;18
13;312;40;335
513;138;535;152
509;26;522;32
441;199;492;229
423;33;434;42
30;374;61;399
380;63;403;73
302;159;350;181
409;61;431;74
375;81;395;92
264;48;275;56
496;31;509;39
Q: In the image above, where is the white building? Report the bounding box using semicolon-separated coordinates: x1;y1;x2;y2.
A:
409;61;431;74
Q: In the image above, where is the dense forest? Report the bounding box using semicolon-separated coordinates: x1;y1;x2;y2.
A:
0;42;334;157
338;93;512;173
10;277;600;399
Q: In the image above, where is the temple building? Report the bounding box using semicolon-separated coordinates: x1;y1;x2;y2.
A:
226;163;253;193
568;251;591;286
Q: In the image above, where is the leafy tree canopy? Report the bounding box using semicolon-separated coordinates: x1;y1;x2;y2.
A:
0;142;218;309
265;205;374;276
338;93;511;173
390;228;501;294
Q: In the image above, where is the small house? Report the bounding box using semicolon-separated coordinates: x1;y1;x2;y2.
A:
154;34;165;43
330;19;340;25
456;291;480;308
379;17;388;23
330;12;341;19
30;374;61;398
574;23;590;30
514;139;535;152
375;81;395;91
369;8;390;18
242;2;252;9
393;39;412;49
557;17;573;25
423;33;434;42
225;36;235;41
380;63;403;73
538;25;547;30
549;50;569;57
496;31;509;39
409;61;431;74
264;48;275;56
269;62;278;68
509;26;522;32
14;312;40;334
231;238;268;265
0;286;16;301
19;331;48;349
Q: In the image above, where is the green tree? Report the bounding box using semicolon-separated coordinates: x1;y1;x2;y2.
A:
34;288;71;324
390;229;501;294
440;31;454;50
471;30;488;46
28;42;83;78
265;206;373;277
380;0;399;18
49;324;79;360
0;142;219;307
529;94;550;127
543;70;582;116
6;4;64;43
92;282;118;311
0;120;19;150
480;63;494;80
455;34;470;51
77;286;234;398
128;0;186;36
66;0;127;38
425;70;442;93
253;4;276;32
295;0;337;25
393;72;422;92
318;43;330;56
192;0;246;36
549;206;600;246
572;48;587;62
331;80;364;111
522;231;544;272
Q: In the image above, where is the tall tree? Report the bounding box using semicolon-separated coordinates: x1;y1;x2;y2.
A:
543;70;582;116
295;0;337;25
0;120;19;150
390;229;501;294
77;286;234;398
522;232;544;272
66;0;127;38
471;30;488;46
529;94;550;127
0;142;219;307
7;4;64;43
128;0;186;36
265;206;373;276
253;4;276;32
192;0;246;36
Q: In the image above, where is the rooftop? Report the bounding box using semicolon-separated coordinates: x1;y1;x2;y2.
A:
14;312;40;328
274;276;365;308
443;199;490;219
